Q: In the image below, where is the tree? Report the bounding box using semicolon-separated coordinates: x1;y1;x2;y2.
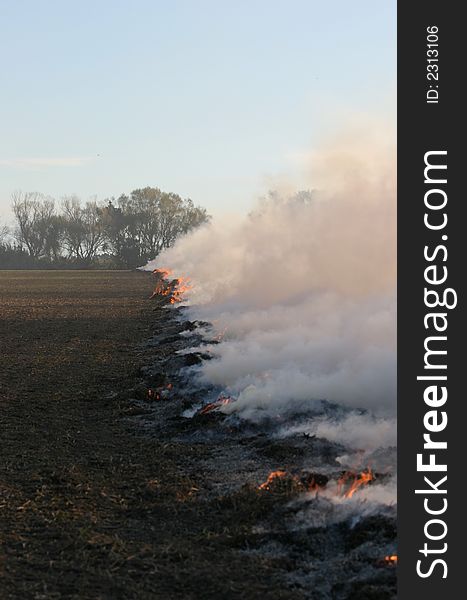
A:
11;191;56;258
103;188;210;267
0;224;9;243
100;199;141;268
61;196;106;264
7;187;210;269
43;215;64;261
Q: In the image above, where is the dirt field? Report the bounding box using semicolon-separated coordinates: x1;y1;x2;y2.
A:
0;271;305;600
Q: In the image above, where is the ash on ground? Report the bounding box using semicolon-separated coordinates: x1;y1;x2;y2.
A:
125;299;397;600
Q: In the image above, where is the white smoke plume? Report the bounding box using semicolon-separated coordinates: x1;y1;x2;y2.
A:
145;125;396;434
278;413;397;452
292;478;397;529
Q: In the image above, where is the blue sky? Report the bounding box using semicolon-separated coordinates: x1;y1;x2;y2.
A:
0;1;396;220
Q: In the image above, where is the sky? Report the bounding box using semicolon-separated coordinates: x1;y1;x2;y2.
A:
0;0;396;222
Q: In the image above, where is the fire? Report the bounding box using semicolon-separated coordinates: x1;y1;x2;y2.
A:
384;555;398;565
198;395;234;415
169;277;192;304
153;267;173;278
151;268;192;304
258;470;288;490
337;468;374;499
258;468;374;499
258;470;328;494
303;473;328;493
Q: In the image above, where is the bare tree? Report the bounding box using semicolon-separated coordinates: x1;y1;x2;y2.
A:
0;224;9;242
11;191;56;258
61;196;105;263
7;187;209;268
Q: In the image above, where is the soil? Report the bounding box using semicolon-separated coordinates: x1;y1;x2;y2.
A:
0;271;305;600
0;270;396;600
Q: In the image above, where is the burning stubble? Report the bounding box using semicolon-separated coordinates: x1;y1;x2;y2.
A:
145;128;396;427
141;127;398;591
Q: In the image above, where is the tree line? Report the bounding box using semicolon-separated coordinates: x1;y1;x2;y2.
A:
0;187;209;269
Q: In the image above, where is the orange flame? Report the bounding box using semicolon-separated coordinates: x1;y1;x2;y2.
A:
153;268;173;278
198;395;233;415
337;468;374;499
258;468;374;499
258;470;288;490
384;555;398;566
258;471;328;493
151;268;192;304
169;277;192;304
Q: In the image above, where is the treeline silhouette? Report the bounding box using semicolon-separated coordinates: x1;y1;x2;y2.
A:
0;188;209;269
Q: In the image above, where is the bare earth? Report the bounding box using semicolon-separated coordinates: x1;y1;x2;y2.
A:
0;271;304;600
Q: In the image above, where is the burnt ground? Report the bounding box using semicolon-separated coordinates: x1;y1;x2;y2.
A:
0;271;396;600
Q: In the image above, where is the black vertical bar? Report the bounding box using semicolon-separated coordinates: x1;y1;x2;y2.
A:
398;2;464;598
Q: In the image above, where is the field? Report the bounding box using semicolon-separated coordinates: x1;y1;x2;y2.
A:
0;271;397;600
0;271;305;600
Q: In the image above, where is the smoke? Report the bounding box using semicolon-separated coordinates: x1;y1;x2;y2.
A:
278;413;397;452
145;125;396;434
292;478;397;529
